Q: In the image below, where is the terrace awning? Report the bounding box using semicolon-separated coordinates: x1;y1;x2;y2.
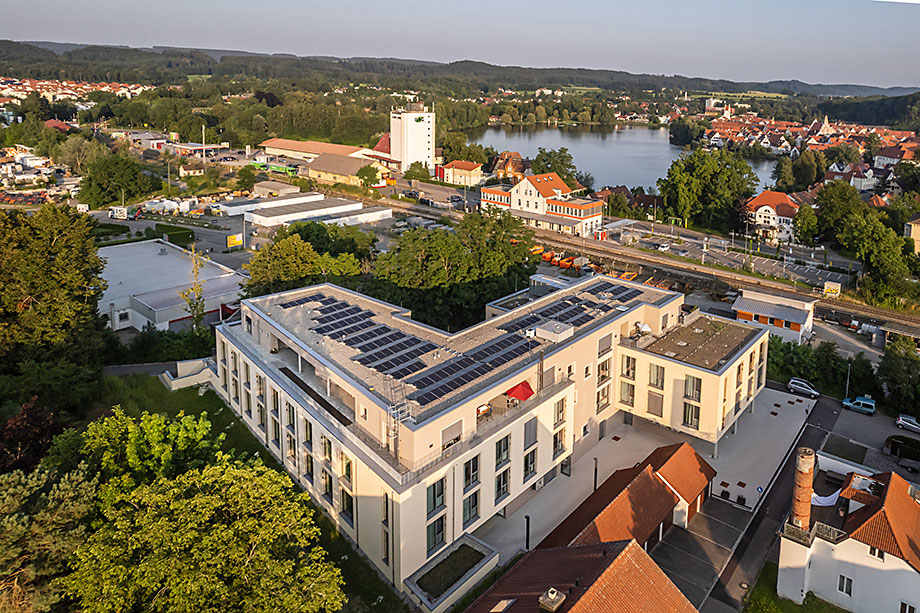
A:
505;381;534;402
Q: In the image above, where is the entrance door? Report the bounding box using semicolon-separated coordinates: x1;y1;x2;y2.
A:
598;419;606;440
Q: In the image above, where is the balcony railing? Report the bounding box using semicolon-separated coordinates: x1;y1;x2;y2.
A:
780;515;848;547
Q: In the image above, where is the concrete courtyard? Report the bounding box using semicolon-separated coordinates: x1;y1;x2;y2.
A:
472;387;811;563
698;387;813;509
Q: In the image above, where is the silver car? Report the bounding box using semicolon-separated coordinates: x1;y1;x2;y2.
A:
897;414;920;434
787;377;820;399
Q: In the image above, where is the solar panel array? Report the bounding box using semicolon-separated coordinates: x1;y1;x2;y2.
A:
279;292;332;309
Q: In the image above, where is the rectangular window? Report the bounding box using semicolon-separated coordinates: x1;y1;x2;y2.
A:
245;315;252;334
596;385;610;413
622;355;636;380
495;435;510;469
427;479;445;515
244;393;251;416
382;529;390;565
584;364;591;379
286;402;294;427
304;453;313;481
524;449;537;480
286;433;295;461
620;381;635;407
869;546;885;561
322;471;333;500
303;419;313;449
649;364;665;390
901;604;916;613
553;429;566;459
341;454;352;485
321;435;332;463
463;456;479;490
271;420;280;445
257;404;265;427
523;418;537;450
341;489;354;522
462;491;480;526
553;398;566;427
494;469;509;503
598;333;612;357
382;493;389;526
567;364;575;378
684;375;702;402
648;391;664;417
683;402;700;430
598;358;611;383
661;313;669;329
426;516;445;554
736;364;743;387
837;575;852;597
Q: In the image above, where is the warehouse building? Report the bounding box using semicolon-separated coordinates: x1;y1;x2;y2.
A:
99;239;244;332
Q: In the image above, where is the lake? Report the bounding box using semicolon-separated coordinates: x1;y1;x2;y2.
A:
467;125;776;192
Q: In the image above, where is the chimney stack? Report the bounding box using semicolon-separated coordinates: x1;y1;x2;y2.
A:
791;447;815;528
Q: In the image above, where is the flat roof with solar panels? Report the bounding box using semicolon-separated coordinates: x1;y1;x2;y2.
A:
246;275;679;422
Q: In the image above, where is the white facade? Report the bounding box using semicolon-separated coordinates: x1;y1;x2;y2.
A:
390;107;435;172
211;276;767;593
779;531;920;612
751;205;795;242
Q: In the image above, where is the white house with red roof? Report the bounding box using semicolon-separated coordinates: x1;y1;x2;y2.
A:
741;191;801;242
778;461;920;613
481;172;603;236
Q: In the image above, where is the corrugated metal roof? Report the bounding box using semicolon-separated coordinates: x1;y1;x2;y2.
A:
731;295;809;325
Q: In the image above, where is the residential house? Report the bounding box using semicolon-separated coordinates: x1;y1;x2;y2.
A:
741;191;800;242
904;213;920;254
481;172;603;236
778;450;920;613
490;151;530;183
437;160;483;187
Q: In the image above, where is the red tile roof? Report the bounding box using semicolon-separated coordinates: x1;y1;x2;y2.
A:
744;190;800;219
464;541;696;613
539;443;714;550
526;173;572;198
443;160;482;171
43;118;71;133
641;442;717;504
372;132;390;154
840;472;920;572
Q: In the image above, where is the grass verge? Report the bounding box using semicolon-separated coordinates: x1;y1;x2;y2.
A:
744;561;847;612
416;544;485;600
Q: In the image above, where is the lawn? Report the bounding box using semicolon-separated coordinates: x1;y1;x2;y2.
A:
96;375;410;612
744;562;847;612
416;544;485;600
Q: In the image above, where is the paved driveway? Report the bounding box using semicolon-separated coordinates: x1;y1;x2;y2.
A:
833;408;903;450
650;498;749;608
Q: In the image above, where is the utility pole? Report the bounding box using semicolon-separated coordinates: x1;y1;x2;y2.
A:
845;361;852;399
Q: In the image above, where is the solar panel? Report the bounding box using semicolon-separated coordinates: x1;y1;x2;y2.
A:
467;333;520;362
389;360;426;380
618;289;642;302
408;356;475;389
571;314;594;327
353;330;405;353
585;281;615;295
315;305;362;324
499;314;540;333
327;319;375;339
342;325;391;347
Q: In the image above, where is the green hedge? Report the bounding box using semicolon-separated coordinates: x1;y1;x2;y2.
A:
154;223;194;247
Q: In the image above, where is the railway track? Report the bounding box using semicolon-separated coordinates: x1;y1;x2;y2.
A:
375;196;920;328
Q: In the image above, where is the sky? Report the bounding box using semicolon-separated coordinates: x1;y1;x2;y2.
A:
3;0;920;88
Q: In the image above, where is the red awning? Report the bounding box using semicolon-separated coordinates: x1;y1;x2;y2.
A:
505;381;534;402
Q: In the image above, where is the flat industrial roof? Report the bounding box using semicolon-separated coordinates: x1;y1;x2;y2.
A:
247;197;359;222
99;240;236;309
731;295;810;325
642;313;761;372
247;275;679;421
133;274;243;311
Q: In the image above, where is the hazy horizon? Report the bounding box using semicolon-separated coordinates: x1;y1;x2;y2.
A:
3;0;919;88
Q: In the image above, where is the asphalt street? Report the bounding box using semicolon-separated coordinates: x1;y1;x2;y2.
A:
706;385;840;609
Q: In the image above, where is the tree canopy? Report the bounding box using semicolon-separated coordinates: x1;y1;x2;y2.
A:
78;155;159;208
532;147;577;189
242;235;360;298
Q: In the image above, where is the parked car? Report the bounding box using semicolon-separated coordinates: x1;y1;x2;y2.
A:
418;197;433;206
896;414;920;434
402;190;419;199
676;249;690;257
842;396;876;415
657;243;670;252
787;377;820;399
447;195;464;203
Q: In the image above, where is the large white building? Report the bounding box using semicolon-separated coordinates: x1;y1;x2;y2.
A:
778;449;920;613
481;173;604;237
389;104;435;173
212;274;767;594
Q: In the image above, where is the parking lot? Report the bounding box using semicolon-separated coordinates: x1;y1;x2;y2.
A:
833;407;905;450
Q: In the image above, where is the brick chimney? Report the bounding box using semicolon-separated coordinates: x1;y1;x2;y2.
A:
791;447;815;529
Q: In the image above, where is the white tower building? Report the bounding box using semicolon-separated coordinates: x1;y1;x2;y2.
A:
390;103;435;173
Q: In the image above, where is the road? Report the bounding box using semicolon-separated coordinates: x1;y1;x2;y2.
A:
811;321;883;365
615;220;853;288
705;386;840;610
